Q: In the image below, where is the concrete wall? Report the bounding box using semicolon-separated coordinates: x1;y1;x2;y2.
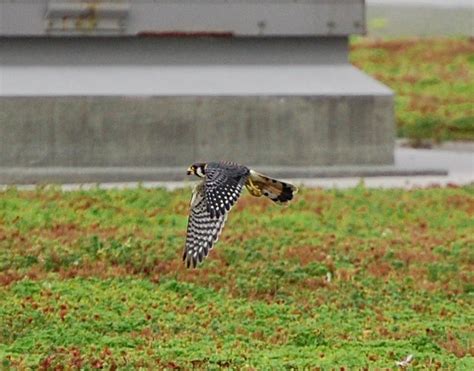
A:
0;95;394;169
0;35;395;183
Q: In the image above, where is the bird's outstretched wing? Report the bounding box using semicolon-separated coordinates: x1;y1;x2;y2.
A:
183;162;249;267
204;163;248;218
183;182;228;268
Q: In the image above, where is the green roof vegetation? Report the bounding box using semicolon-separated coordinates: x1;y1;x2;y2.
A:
1;185;473;368
351;37;474;144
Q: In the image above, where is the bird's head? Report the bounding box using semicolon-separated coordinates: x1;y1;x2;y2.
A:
187;162;207;178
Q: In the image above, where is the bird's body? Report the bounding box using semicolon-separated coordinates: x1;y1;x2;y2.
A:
184;161;297;268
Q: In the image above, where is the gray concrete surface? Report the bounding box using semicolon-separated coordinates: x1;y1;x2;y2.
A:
1;64;391;97
395;147;473;177
1;146;471;190
1;36;379;97
3;146;472;187
0;17;394;175
296;147;473;189
0;94;394;174
429;141;474;153
0;165;447;185
2;37;371;97
0;38;395;175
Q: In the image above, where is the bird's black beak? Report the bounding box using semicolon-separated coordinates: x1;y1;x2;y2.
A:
186;166;193;175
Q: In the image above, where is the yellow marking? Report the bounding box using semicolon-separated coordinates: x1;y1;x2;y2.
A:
246;178;262;197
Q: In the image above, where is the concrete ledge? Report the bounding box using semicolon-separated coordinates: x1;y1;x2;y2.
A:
0;166;448;185
1;65;391;96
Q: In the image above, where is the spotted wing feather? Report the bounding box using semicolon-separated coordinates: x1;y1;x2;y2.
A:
183;182;228;268
204;162;248;218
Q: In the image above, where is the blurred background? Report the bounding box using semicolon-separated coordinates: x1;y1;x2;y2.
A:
0;0;472;186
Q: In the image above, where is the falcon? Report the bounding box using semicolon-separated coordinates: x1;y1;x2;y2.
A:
183;161;298;268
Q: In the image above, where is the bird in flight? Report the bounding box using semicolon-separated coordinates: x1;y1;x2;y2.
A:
183;161;298;268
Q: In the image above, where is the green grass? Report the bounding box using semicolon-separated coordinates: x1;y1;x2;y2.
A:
350;37;474;143
0;186;473;369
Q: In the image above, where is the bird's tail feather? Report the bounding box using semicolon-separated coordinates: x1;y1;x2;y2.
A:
248;170;298;204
